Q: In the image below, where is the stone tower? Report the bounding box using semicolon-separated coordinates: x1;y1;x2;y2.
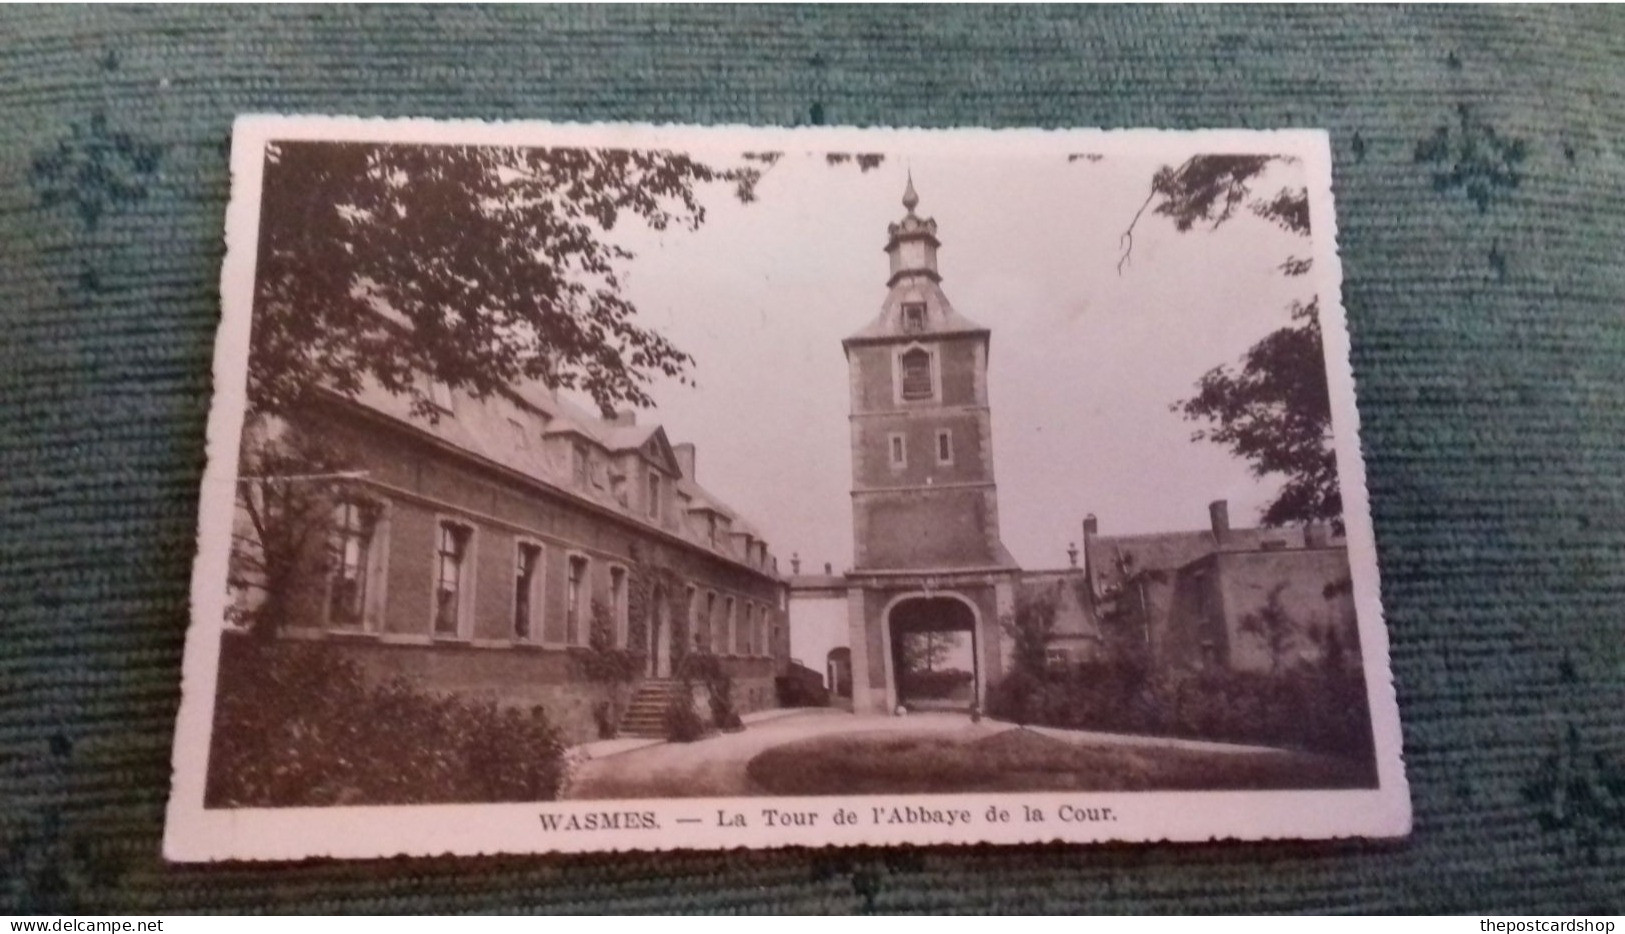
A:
843;175;1008;572
839;177;1019;715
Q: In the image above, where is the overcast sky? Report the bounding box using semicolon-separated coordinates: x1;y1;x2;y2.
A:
599;147;1313;573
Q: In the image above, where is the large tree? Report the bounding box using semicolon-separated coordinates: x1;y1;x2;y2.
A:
250;142;779;419
1122;155;1339;530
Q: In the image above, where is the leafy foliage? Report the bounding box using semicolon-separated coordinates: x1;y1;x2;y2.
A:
776;663;831;708
896;630;959;675
229;417;357;638
824;152;886;172
662;694;710;743
1003;590;1058;681
250;141;766;419
1175;299;1341;530
1118;154;1309;272
990;577;1369;759
628;560;688;667
1117;152;1339;530
988;660;1374;762
679;650;742;730
577;598;642;683
205;637;570;806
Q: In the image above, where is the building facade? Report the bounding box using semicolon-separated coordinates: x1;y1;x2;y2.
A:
230;375;792;745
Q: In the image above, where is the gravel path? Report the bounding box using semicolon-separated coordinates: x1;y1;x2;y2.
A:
565;710;1010;799
563;709;1298;799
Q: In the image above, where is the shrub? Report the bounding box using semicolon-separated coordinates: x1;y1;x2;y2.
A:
898;668;974;700
776;663;830;708
593;700;619;740
986;659;1373;759
205;636;569;807
663;694;709;743
577;598;642;683
677;650;742;730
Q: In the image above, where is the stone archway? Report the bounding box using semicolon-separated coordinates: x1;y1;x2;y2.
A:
886;596;978;712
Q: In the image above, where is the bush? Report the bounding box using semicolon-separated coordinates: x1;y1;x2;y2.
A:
593;700;619;740
205;636;570;807
776;663;830;708
677;651;742;730
663;695;710;743
898;668;974;700
986;660;1373;759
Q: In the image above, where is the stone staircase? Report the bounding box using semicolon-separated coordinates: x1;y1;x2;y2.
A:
618;678;688;738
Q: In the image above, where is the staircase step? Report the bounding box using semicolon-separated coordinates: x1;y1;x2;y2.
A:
613;679;702;737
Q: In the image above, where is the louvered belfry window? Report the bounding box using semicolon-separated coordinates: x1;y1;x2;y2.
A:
900;347;933;400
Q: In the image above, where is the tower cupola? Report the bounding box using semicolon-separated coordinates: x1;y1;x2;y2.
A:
884;173;942;286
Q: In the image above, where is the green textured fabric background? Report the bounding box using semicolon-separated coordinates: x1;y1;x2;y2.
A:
3;4;1623;914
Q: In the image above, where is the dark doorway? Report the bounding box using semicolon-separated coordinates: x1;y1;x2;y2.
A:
888;597;977;712
826;647;852;698
648;586;672;678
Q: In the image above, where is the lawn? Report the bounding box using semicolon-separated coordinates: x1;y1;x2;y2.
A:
746;726;1378;795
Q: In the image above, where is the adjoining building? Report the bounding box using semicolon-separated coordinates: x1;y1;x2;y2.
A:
1081;501;1360;675
229;372;791;745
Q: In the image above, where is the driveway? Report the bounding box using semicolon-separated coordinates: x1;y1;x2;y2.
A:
562;708;1294;799
565;709;1010;799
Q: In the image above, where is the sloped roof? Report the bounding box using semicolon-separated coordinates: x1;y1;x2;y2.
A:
844;276;989;344
788;574;847;592
1084;525;1324;596
597;423;659;452
1018;571;1102;641
332;377;779;576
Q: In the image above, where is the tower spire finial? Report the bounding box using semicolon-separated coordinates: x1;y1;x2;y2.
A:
902;171;919;213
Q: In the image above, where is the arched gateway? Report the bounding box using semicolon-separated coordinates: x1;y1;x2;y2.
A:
887;596;978;712
839;178;1021;715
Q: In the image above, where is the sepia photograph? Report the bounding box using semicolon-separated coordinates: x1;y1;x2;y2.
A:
165;118;1407;860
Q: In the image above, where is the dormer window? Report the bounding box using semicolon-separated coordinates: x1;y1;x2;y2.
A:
508;418;530;450
647;470;662;520
900;347;933;401
902;302;927;333
428;378;454;413
571;442;589;487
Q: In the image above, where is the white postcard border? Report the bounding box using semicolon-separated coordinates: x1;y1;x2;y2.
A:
165;116;1409;862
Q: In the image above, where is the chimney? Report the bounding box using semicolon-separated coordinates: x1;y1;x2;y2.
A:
791;553;802;575
1083;514;1098;537
1305;523;1328;548
824;562;833;575
672;442;696;479
1208;500;1230;542
1067;542;1079;567
607;410;636;427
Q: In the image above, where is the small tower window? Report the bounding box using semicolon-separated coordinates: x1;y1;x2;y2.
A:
936;429;954;465
889;433;907;469
902;302;927;333
900;347;933;401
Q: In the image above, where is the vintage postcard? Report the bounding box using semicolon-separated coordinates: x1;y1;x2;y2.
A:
165;117;1409;861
